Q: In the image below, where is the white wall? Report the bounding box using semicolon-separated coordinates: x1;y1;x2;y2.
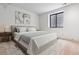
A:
39;7;64;37
39;4;79;41
0;5;39;31
63;4;79;40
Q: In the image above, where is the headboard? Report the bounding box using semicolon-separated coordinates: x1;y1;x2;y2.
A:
11;25;36;33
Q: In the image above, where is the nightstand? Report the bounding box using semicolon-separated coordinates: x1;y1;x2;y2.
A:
0;32;12;42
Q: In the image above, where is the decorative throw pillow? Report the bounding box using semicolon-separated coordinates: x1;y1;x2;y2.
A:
28;27;36;32
18;27;27;32
15;27;20;32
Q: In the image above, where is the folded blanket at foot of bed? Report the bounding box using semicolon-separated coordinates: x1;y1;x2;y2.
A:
27;33;57;55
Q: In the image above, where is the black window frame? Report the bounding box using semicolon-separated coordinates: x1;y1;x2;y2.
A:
50;12;64;28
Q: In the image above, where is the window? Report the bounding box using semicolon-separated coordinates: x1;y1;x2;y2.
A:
50;12;63;28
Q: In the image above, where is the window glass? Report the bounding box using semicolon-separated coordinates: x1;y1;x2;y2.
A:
57;12;63;28
50;15;56;28
50;12;63;28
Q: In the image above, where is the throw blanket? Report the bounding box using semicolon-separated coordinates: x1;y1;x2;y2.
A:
19;31;49;44
18;31;57;54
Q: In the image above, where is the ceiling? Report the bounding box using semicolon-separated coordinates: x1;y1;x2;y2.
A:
0;3;67;14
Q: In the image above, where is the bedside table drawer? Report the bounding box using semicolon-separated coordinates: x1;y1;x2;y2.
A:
0;37;9;42
0;32;12;42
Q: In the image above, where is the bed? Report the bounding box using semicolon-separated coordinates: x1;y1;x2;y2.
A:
11;25;58;55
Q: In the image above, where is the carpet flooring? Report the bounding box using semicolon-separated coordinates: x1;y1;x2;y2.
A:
0;39;79;55
39;39;79;55
0;41;24;55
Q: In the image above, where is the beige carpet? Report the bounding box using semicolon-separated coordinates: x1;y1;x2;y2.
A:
39;39;79;55
0;41;24;55
0;39;79;55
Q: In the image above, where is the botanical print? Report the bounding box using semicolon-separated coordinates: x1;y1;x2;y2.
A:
15;11;31;24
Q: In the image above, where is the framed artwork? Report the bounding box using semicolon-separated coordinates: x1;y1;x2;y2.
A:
15;11;31;24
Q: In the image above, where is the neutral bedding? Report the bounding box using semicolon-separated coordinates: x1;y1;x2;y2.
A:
19;31;49;44
14;31;57;55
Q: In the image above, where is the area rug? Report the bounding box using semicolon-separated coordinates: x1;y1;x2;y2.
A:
0;41;24;55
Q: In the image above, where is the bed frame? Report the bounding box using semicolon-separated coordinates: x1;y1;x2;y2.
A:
10;25;58;55
11;25;37;33
11;25;36;55
12;39;29;55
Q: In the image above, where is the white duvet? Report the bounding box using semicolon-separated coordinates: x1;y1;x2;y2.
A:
14;31;57;55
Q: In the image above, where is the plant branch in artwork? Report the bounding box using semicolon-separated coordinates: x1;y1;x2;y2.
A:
15;11;31;24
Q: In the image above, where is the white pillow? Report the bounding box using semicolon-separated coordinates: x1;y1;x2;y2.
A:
28;27;36;32
18;27;27;32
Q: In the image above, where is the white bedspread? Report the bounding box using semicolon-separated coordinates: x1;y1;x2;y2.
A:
28;33;57;55
14;31;57;55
